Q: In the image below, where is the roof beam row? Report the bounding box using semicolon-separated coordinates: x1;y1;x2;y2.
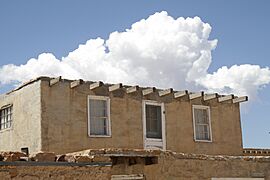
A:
49;77;248;104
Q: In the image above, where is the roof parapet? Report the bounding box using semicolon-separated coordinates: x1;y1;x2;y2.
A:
3;76;249;104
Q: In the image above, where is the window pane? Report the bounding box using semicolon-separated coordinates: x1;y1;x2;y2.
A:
0;106;12;130
194;107;210;141
146;104;162;139
196;125;210;140
90;117;107;135
194;109;209;124
89;99;108;135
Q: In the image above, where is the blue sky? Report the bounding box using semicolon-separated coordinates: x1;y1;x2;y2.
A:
0;0;269;148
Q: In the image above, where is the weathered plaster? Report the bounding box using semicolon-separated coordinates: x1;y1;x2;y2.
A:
0;81;42;153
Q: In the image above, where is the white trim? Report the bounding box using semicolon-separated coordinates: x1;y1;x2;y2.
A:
87;95;111;137
142;100;166;150
0;104;13;110
192;105;212;142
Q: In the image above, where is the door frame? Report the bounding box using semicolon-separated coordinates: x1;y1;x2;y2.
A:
142;100;166;150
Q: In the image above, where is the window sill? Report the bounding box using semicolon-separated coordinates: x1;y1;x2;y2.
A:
0;127;13;133
145;138;163;142
89;135;112;138
194;139;212;143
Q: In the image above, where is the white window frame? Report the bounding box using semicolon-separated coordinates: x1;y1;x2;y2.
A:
87;95;111;137
142;100;166;150
192;105;212;142
0;104;13;131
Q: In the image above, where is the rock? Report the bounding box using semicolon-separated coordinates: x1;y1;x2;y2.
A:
30;152;56;162
56;154;66;162
19;157;29;161
0;152;27;162
88;149;106;156
65;155;76;163
75;156;93;163
92;155;111;163
56;154;76;162
0;154;4;161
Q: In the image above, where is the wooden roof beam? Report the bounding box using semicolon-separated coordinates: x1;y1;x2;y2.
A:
49;76;61;86
189;92;204;100
126;86;139;94
142;87;156;96
159;88;173;97
233;96;248;103
204;93;218;101
70;79;83;88
90;81;103;90
109;83;123;92
218;95;234;102
174;90;188;98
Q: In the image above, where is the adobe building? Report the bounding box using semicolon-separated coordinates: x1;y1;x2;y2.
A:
0;76;248;155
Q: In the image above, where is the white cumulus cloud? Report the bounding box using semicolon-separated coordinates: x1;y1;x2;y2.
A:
0;11;269;100
195;64;270;97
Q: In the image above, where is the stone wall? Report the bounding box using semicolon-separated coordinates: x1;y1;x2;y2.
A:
0;151;111;179
105;149;270;180
0;166;110;180
142;152;270;180
40;78;243;155
244;148;270;156
0;149;269;180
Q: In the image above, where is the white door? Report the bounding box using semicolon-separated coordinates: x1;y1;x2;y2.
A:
142;101;166;150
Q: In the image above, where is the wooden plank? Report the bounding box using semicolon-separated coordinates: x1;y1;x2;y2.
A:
70;79;83;88
109;83;122;92
126;86;139;94
49;76;61;86
142;88;155;96
189;92;203;100
204;93;218;101
90;81;103;90
232;96;248;103
218;95;234;102
158;88;173;97
174;90;188;98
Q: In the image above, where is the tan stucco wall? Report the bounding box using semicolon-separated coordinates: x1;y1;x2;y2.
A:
40;80;144;154
0;81;42;153
40;80;243;155
166;97;243;155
